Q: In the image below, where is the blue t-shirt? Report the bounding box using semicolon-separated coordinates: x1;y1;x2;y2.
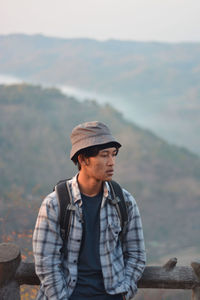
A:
69;190;123;300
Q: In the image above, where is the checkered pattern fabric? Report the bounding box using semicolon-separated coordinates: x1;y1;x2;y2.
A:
33;174;146;300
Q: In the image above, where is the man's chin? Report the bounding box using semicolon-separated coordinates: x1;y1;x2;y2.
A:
105;174;114;181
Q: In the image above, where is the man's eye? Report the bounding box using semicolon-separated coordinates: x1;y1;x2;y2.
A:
100;153;108;157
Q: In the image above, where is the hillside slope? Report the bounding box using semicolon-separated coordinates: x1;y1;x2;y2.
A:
0;84;200;261
0;34;200;154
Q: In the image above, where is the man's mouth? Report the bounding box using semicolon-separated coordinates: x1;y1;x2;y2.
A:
106;170;114;176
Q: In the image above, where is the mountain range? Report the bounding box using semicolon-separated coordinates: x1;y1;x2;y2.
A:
1;84;200;263
0;34;200;154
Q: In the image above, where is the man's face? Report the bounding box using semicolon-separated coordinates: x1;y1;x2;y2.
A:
82;147;118;182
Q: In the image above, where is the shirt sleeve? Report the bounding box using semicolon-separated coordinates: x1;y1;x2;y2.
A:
122;189;146;299
32;192;68;300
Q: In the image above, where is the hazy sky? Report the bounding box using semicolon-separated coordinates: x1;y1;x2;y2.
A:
1;0;200;42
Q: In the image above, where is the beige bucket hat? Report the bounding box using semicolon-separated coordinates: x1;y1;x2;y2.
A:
70;121;121;159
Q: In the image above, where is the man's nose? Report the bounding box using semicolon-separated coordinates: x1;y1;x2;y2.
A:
108;155;115;166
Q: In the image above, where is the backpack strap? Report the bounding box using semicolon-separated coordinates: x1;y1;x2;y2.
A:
108;180;128;230
55;179;76;253
54;179;128;252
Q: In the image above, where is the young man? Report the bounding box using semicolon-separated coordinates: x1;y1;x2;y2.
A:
33;121;146;300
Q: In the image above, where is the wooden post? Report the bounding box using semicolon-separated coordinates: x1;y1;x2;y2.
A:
191;260;200;300
1;242;200;298
138;257;199;290
163;257;177;271
0;243;21;300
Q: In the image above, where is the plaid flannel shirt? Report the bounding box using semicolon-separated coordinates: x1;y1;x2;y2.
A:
33;174;146;300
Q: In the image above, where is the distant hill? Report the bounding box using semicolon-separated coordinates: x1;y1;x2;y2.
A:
0;84;200;262
0;34;200;154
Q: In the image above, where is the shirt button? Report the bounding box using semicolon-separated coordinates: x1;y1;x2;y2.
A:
73;260;77;263
77;239;81;242
73;279;76;282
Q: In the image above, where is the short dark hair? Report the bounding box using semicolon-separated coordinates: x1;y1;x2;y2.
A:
72;142;119;170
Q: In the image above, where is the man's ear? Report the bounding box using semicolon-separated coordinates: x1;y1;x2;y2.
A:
78;154;89;167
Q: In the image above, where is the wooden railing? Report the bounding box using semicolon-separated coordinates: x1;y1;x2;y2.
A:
0;243;200;299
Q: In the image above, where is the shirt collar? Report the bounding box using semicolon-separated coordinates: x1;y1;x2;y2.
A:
69;173;82;205
69;173;111;207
